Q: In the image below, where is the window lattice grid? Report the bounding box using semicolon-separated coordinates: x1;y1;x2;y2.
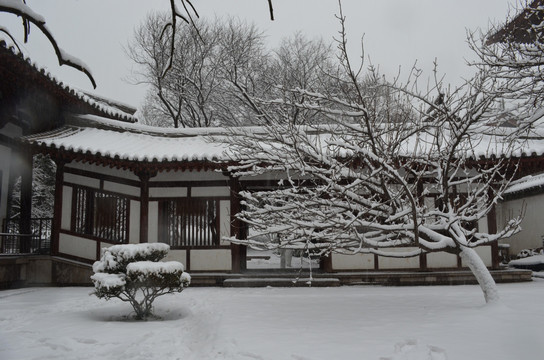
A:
73;187;129;243
159;198;219;248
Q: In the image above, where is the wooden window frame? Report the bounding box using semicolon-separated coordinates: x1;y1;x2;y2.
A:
72;186;129;244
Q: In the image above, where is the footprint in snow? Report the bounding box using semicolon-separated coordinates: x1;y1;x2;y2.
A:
380;339;447;360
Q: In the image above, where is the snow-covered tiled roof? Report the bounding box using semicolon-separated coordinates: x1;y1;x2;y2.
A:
504;172;544;196
0;40;137;123
24;114;230;163
22;113;544;169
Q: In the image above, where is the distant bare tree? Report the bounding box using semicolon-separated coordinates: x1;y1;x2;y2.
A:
127;14;267;127
264;33;340;125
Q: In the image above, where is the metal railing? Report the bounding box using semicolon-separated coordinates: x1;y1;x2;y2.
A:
1;218;53;255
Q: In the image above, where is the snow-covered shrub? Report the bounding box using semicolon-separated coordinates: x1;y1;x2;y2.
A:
91;243;190;320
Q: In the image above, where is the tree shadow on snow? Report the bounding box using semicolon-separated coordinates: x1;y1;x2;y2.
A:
84;304;191;322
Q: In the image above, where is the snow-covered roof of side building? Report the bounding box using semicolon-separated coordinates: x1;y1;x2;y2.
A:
503;172;544;198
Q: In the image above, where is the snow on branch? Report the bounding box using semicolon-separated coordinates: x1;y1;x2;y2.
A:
0;0;96;87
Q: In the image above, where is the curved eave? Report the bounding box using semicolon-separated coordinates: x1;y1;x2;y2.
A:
31;142;235;173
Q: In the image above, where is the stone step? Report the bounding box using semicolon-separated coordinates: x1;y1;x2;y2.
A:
223;277;341;288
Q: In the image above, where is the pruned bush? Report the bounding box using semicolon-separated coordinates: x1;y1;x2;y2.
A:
91;243;190;320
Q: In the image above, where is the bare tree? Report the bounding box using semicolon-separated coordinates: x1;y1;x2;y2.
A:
469;0;544;131
224;7;523;304
127;14;267;127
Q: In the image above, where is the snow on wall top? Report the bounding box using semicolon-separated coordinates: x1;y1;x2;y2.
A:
0;40;137;123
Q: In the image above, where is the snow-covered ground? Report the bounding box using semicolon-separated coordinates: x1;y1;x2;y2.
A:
1;281;544;360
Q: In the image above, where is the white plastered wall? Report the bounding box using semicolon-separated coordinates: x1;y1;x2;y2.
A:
378;247;420;269
163;249;187;266
150;187;187;197
190;249;232;271
496;194;544;255
192;186;230;197
103;181;140;197
61;186;73;230
331;253;375;270
148;201;159;243
129;200;140;244
426;252;459;268
64;173;100;188
58;233;96;260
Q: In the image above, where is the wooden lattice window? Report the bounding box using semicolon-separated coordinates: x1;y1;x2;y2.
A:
73;187;129;243
158;198;219;248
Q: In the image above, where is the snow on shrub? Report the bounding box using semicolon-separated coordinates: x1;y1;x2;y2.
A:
91;243;190;320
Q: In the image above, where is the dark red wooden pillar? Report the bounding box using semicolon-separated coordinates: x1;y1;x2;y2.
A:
19;149;33;253
137;170;152;243
320;252;333;272
51;158;65;255
230;176;246;272
487;189;499;269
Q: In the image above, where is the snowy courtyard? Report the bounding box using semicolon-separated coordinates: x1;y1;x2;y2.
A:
1;280;543;360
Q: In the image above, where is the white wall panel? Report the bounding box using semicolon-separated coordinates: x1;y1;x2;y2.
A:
129;200;140;244
103;181;140;197
61;186;72;230
331;253;375;270
64;173;99;188
163;249;187;267
148;201;159;243
59;233;96;260
426;251;458;268
378;248;420;269
192;186;230;197
190;249;232;271
150;187;187;197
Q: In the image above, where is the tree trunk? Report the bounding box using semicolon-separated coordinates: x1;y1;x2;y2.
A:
459;247;500;304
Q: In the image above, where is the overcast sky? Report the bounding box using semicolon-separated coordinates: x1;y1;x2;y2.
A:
0;0;515;113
